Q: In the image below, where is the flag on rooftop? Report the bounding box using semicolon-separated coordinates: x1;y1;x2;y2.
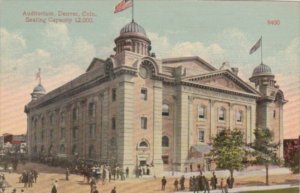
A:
114;0;133;13
249;37;262;55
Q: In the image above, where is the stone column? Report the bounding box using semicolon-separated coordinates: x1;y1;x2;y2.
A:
246;105;251;144
188;96;194;148
152;80;164;175
174;86;189;171
250;104;256;143
229;103;233;130
26;114;32;157
100;90;109;163
118;74;134;171
210;100;215;140
279;105;284;159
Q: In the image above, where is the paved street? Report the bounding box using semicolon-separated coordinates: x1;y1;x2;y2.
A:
1;163;299;193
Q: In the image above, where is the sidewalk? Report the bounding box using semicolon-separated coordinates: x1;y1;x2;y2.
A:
162;166;291;178
176;184;299;193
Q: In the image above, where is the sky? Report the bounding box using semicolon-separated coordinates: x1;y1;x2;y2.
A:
0;0;299;138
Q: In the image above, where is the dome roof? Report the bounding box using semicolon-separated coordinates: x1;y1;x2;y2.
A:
33;84;46;93
252;63;273;77
120;21;147;36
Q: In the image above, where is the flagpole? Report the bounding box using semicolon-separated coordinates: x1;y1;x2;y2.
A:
132;0;134;22
261;36;263;64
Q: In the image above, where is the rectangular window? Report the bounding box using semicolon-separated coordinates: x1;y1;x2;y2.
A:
141;117;147;129
236;111;242;122
73;127;78;139
61;113;65;125
218;108;225;121
73;108;78;121
88;103;96;117
112;88;116;101
50;129;53;141
162;155;169;164
198;130;205;142
112;117;116;130
162;104;169;116
89;124;96;138
41;131;44;140
60;128;65;139
198;106;205;119
140;88;147;101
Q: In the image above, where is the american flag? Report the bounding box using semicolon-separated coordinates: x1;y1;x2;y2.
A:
114;0;132;13
249;37;262;55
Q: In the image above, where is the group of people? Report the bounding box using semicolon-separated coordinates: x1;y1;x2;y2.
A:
0;174;6;193
20;169;38;188
161;172;234;193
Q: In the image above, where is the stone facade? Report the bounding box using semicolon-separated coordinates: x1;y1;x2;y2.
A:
25;21;287;174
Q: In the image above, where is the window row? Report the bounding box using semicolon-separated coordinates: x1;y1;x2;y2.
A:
197;106;244;122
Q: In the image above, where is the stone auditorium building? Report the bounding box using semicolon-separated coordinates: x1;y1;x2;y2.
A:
25;20;287;173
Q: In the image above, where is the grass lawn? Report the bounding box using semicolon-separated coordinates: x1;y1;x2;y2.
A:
245;187;299;193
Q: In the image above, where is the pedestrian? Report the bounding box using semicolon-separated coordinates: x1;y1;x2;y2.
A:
28;172;33;187
51;180;58;193
125;167;129;178
66;168;70;181
161;176;167;191
210;172;217;190
220;178;225;193
180;175;185;190
192;176;198;193
173;179;179;191
90;178;96;193
33;170;38;183
204;177;210;193
189;176;193;191
111;186;116;193
12;188;16;193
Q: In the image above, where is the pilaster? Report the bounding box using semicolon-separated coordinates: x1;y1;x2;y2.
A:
174;86;189;171
118;74;134;170
210;100;215;140
100;90;109;162
152;80;164;175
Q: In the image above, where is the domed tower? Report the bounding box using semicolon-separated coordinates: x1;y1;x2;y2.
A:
250;63;287;159
31;83;46;101
114;20;151;56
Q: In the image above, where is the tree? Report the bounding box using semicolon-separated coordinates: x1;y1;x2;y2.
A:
210;129;245;187
251;128;280;185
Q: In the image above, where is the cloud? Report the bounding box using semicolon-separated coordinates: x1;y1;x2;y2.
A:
148;32;225;65
0;28;26;57
0;25;97;135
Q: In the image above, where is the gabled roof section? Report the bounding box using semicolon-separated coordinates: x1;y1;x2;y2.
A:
162;56;217;71
183;69;261;96
86;57;105;72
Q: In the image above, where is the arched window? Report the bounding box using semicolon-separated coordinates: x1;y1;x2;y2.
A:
139;141;148;148
198;106;206;119
236;111;243;122
218;107;226;121
60;144;65;153
162;104;169;116
162;136;169;147
88;145;95;158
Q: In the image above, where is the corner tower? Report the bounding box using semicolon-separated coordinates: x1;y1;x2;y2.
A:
250;63;287;158
114;20;152;56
